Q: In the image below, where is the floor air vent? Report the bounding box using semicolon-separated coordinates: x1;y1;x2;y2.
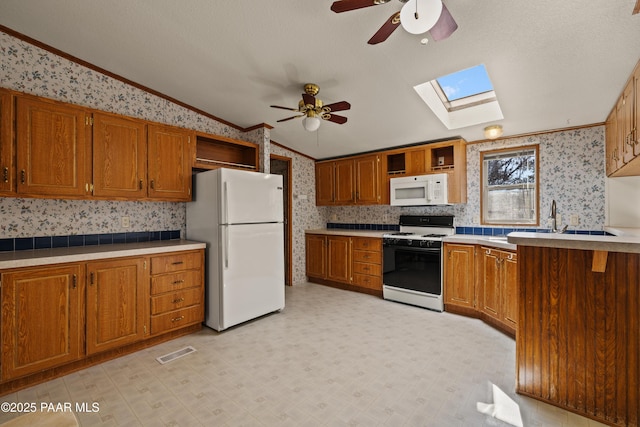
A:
156;346;197;364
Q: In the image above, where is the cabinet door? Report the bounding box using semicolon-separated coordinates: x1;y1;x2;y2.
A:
315;162;334;205
92;112;147;198
634;64;640;157
443;243;475;308
86;257;147;355
334;159;355;204
16;95;91;197
147;124;192;201
479;247;501;320
0;89;14;195
355;155;380;204
501;251;518;329
605;108;618;176
327;236;351;283
406;148;427;175
1;264;84;380
306;234;327;279
621;82;635;164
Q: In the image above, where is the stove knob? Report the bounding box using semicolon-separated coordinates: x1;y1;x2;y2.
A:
406;239;413;246
420;240;428;247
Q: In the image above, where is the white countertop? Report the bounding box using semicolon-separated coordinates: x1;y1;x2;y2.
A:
0;240;207;270
443;234;517;251
507;231;640;254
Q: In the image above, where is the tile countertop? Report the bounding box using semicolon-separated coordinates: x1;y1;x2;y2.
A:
305;229;388;238
507;230;640;254
0;240;207;270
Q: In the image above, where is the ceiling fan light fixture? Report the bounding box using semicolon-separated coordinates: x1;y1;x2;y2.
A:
303;113;321;132
484;125;503;139
400;0;443;34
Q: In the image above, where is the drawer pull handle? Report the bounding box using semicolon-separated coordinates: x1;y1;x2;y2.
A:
172;279;185;285
2;167;8;183
20;170;25;184
171;315;185;322
171;261;184;265
363;267;370;271
172;297;185;303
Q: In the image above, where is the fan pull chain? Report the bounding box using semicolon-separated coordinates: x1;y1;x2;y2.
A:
415;0;419;19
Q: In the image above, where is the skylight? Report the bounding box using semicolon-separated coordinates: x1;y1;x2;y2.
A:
413;64;503;130
436;64;494;102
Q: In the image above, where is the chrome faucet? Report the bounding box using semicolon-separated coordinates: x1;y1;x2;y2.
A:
550;200;567;233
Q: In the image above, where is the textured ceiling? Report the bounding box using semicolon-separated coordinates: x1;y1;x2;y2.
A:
1;0;639;159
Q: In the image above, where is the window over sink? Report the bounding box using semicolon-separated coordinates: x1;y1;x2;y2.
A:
481;145;539;225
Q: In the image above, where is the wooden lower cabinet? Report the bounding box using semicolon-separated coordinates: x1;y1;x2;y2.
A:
86;257;148;355
1;264;84;381
443;243;476;309
149;251;204;335
443;242;517;336
305;234;382;295
0;248;204;391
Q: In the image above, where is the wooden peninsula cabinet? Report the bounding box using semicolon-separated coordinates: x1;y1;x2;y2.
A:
305;233;383;295
515;244;640;427
0;245;204;394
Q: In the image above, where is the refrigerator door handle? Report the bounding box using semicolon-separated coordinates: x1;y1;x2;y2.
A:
223;225;229;269
223;181;229;224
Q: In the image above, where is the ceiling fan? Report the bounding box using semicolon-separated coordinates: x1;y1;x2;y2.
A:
330;0;458;45
270;83;351;132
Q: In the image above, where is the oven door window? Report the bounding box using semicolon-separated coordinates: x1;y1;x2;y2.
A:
383;246;441;295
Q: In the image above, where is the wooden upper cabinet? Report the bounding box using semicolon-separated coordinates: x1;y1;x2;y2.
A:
633;64;640;158
16;95;91;198
334;159;355;204
315;162;335;205
1;263;84;381
92;112;147;199
620;81;635;165
355;155;380;204
0;89;14;195
605;108;619;176
406;148;427;175
86;257;147;355
147;124;192;201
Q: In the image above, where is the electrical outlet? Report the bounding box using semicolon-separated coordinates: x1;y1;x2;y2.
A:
121;216;130;228
569;214;579;226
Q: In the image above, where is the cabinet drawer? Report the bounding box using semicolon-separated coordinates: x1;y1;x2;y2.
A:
353;250;381;264
151;251;202;275
353;262;381;276
352;273;382;290
151;287;202;315
352;238;381;251
151;270;202;295
151;305;203;334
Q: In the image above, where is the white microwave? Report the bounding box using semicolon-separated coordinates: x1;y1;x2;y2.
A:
389;173;448;206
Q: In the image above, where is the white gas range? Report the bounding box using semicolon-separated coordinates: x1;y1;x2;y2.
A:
382;215;455;312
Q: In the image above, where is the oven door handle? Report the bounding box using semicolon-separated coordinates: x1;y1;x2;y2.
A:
384;245;442;254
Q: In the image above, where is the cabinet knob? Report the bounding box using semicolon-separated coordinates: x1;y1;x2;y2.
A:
150;179;155;190
20;170;25;184
172;297;185;304
171;315;185;323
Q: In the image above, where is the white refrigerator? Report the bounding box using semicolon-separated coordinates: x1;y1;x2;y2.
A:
186;168;285;331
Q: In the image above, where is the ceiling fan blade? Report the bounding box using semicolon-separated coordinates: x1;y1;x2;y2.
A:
331;0;386;13
277;115;304;123
323;114;348;124
301;93;316;108
368;12;401;45
323;101;351;112
270;105;298;111
429;3;458;41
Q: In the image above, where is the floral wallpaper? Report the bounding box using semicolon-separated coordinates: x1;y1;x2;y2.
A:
325;126;606;232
